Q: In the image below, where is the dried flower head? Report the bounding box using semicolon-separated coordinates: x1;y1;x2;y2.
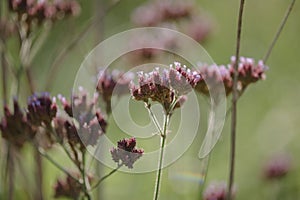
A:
97;70;133;114
0;100;34;148
110;137;144;169
203;181;236;200
263;154;292;180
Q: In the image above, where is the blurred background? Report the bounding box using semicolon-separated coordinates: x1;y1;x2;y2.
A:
1;0;300;199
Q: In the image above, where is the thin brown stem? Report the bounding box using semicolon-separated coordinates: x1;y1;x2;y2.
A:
263;0;296;64
1;46;8;105
6;144;14;200
227;0;246;200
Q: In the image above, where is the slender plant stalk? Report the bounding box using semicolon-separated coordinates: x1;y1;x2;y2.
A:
91;164;123;190
37;147;81;184
146;103;163;135
81;151;91;200
1;50;8;105
263;0;296;63
227;0;246;200
153;113;169;200
6;144;14;200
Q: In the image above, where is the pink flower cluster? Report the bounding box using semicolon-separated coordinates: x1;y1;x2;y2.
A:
8;0;80;23
130;64;196;112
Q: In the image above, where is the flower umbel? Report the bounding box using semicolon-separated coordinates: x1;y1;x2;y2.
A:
110;137;144;169
130;63;198;113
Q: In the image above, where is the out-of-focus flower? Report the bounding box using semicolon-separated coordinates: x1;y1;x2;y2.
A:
203;181;236;200
263;154;292;180
230;56;268;90
96;70;133;114
0;100;35;148
110;137;144;169
131;0;193;27
131;0;212;52
157;0;193;21
54;173;82;199
27;93;57;127
184;16;212;42
57;89;107;148
131;3;162;26
195;57;267;97
8;0;80;35
195;64;233;96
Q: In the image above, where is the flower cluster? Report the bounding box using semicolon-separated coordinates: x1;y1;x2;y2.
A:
203;181;236;200
130;63;199;112
131;0;211;43
0;93;58;148
8;0;81;23
263;154;292;180
195;57;268;96
110;137;144;169
96;69;133;114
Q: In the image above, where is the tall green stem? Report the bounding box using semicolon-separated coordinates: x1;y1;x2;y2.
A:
153;113;169;200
